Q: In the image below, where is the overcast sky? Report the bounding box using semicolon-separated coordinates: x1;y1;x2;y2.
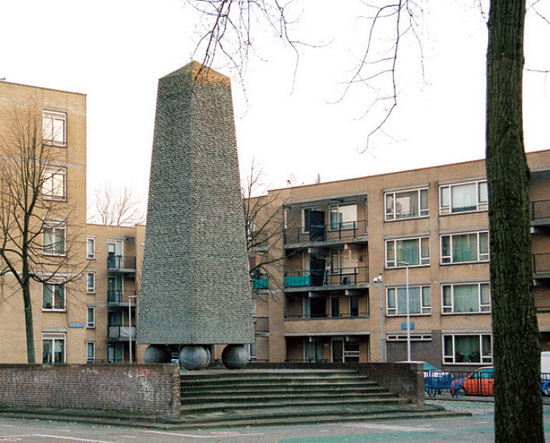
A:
1;0;550;205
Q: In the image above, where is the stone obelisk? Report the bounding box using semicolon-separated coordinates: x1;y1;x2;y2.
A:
137;61;254;369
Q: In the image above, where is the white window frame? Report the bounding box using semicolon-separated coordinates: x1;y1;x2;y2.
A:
42;111;67;147
385;237;430;268
385;188;429;221
386;286;431;316
329;203;357;230
42;333;66;363
42;168;66;200
440;180;488;215
42;282;66;311
443;333;492;365
86;341;95;363
442;283;491;314
86;272;96;294
43;222;66;256
387;334;432;342
87;307;96;328
440;231;490;264
86;237;96;259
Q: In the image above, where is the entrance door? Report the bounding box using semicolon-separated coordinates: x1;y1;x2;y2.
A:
308;210;326;241
332;339;344;362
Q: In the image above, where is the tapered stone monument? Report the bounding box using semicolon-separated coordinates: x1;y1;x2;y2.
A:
137;61;254;369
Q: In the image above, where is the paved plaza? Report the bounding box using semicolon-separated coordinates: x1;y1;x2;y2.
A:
0;400;550;442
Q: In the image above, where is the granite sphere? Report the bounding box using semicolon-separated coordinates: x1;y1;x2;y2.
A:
143;345;171;363
180;346;210;370
222;344;249;369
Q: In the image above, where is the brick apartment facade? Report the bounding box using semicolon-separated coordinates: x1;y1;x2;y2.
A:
0;81;87;364
249;149;550;371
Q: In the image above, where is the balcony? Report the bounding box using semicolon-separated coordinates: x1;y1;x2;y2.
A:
284;266;369;291
534;253;550;284
108;326;136;341
252;278;269;290
531;200;550;232
284;220;368;249
107;290;137;305
107;255;136;273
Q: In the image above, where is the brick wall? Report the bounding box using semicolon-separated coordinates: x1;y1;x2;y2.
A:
0;364;180;415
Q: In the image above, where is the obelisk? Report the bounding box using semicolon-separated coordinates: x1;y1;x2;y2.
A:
137;61;254;369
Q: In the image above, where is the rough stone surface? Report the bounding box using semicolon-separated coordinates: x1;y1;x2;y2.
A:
138;61;254;346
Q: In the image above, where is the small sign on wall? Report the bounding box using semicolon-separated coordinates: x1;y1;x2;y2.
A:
401;322;415;330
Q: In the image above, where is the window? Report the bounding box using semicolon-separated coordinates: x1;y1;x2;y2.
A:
385;188;429;221
387;333;432;342
440;181;488;214
87;307;96;328
86;272;96;294
387;286;431;316
442;283;491;314
107;239;124;268
42;168;66;200
42;111;67;146
386;237;430;267
43;283;65;310
443;334;492;364
441;231;489;264
86;237;95;259
87;341;95;363
329;203;357;230
43;334;65;363
43;222;66;255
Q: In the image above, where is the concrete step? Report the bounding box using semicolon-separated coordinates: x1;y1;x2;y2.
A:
181;391;399;405
182;382;384;394
174;403;467;430
181;396;409;414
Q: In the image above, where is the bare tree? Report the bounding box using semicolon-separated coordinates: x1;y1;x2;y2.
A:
242;160;286;290
0;100;85;364
190;0;545;439
89;184;145;226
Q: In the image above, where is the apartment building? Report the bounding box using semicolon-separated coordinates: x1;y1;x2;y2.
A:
250;149;550;370
0;81;87;364
84;224;146;363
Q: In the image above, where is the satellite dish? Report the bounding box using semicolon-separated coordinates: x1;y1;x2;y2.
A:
287;173;297;187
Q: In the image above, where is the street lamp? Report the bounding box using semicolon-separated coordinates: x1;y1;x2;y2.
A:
373;273;385;362
398;262;411;362
128;295;137;364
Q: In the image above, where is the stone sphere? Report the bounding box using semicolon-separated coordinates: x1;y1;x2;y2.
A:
222;344;249;369
179;346;210;370
143;345;171;363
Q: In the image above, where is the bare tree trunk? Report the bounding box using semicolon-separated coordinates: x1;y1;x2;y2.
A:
486;1;543;441
22;277;35;364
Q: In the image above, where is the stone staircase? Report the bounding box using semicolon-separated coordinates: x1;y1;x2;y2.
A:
178;368;463;429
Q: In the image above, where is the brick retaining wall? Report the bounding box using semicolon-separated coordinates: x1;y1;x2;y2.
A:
0;364;180;415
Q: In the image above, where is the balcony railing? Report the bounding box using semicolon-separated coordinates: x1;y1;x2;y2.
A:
284;220;367;245
534;253;550;275
286;312;369;320
252;278;269;290
107;255;136;271
108;326;136;340
107;290;137;304
531;199;550;221
284;266;369;288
